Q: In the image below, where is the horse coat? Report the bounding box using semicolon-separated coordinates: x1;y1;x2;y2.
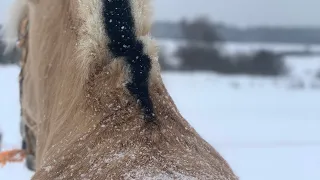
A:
3;0;239;179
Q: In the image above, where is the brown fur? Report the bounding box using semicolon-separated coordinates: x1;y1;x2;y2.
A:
4;0;238;179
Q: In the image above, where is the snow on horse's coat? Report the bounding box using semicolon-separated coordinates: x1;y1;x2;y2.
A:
2;0;238;179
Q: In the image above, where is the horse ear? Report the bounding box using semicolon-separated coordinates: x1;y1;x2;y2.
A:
1;0;28;54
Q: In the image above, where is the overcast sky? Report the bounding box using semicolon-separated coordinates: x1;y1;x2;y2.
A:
1;0;319;27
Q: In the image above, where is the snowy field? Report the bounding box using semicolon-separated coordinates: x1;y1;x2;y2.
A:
1;43;320;179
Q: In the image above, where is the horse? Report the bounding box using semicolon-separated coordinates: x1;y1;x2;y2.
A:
2;0;238;179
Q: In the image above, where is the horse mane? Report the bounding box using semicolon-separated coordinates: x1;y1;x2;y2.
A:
76;0;159;120
1;0;28;54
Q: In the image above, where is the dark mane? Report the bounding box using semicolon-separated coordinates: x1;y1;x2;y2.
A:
101;0;155;121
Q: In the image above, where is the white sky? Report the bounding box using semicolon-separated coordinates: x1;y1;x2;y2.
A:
1;0;319;27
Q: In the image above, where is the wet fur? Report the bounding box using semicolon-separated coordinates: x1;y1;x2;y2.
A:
4;0;238;179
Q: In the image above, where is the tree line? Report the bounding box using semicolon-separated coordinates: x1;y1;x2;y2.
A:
152;21;320;45
159;17;287;76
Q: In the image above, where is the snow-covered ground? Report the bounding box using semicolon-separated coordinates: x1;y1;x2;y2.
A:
1;47;320;179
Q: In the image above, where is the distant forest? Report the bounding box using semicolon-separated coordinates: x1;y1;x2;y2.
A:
152;21;320;45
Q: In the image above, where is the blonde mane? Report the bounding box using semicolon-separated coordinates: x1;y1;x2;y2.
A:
1;0;28;54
